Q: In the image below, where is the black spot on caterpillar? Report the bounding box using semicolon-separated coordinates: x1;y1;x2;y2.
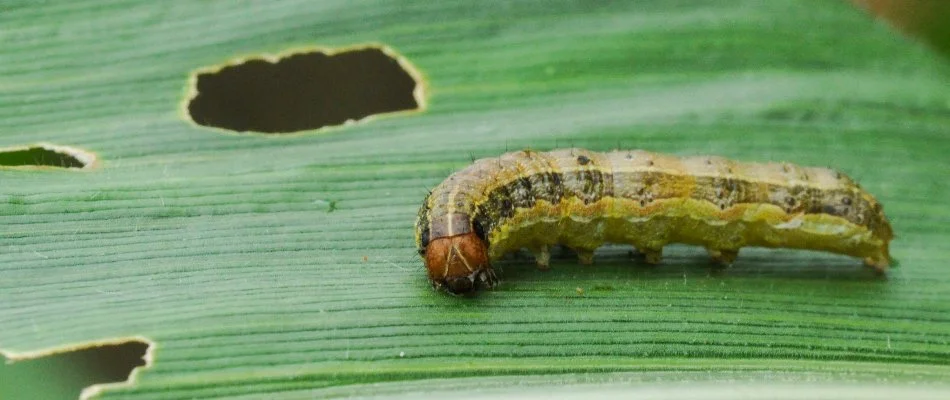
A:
415;149;893;295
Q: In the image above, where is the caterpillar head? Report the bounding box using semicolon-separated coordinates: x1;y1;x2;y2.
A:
423;232;496;295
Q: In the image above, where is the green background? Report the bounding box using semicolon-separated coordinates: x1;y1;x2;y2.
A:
2;1;950;398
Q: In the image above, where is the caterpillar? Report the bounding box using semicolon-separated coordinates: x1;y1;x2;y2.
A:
415;149;893;295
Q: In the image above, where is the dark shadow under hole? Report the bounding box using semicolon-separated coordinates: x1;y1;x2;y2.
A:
0;146;90;169
0;340;149;399
187;46;422;134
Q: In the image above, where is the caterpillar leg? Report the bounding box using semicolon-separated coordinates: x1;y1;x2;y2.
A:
479;267;499;289
529;245;551;270
575;248;596;265
863;256;889;274
639;247;663;264
707;248;739;266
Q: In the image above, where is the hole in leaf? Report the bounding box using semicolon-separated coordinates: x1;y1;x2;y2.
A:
186;45;425;134
0;339;151;400
0;143;95;169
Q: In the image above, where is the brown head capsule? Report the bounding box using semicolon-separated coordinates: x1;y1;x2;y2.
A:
423;232;496;295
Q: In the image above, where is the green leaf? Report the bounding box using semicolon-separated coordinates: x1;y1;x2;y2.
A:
2;1;950;398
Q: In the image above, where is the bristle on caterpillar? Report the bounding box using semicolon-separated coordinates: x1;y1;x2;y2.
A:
415;149;893;295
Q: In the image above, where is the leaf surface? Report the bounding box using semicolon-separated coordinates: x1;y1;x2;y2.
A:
2;1;950;398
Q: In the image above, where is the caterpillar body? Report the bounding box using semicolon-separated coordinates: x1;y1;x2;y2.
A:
415;149;893;295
